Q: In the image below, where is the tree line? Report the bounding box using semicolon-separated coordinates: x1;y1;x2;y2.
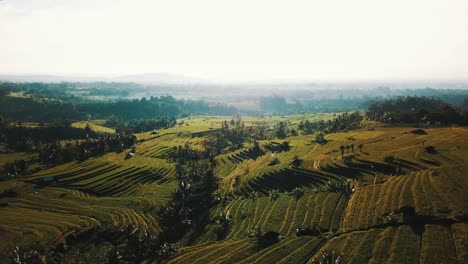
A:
367;96;468;125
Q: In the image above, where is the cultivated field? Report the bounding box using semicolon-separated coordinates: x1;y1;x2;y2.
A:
0;115;467;263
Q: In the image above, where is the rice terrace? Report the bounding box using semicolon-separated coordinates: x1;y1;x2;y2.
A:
1;1;468;263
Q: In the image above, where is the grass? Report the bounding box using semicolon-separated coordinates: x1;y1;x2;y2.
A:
0;152;37;166
71;120;115;134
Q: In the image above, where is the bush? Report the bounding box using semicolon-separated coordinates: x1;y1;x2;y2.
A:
269;157;280;166
10;246;45;264
290;187;304;199
248;227;282;248
313;251;344;264
156;242;178;259
268;189;280;200
295;226;321;237
425;145;437;154
383;155;395;164
411;129;427;135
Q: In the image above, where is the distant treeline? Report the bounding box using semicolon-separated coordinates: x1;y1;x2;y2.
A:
2;82;468;117
367;96;468;125
0;90;237;122
258;89;468;115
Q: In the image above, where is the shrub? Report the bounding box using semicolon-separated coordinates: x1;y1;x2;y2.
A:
313;251;344;264
156;242;178;259
383;155;395;164
268;189;280;200
411;129;427;135
10;246;45;264
215;212;232;239
291;156;303;168
269;157;280;166
295;226;321;237
425;145;437;154
248;227;282;248
290;187;304;199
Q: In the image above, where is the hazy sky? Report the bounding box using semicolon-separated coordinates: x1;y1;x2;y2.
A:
1;0;467;82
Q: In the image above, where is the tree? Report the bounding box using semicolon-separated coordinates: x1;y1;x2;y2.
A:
253;140;261;153
276;122;287;139
290;128;298;136
358;144;363;152
291;156;303;168
339;145;345;158
280;141;290;151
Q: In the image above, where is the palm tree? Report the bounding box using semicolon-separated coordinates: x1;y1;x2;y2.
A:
339;145;345;158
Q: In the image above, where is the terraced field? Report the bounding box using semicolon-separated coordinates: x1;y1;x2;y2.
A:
165;123;468;263
342;167;468;231
168;236;322;264
29;160;175;197
194;192;347;242
0;116;467;263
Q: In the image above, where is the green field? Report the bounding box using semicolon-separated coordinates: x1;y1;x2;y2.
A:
0;115;467;263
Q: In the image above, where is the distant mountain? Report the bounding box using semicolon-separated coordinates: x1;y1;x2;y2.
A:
0;74;69;83
0;73;207;85
112;73;207;84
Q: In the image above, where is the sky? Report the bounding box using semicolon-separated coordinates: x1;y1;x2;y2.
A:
0;0;467;82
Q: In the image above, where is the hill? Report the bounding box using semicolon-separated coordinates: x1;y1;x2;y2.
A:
0;114;467;263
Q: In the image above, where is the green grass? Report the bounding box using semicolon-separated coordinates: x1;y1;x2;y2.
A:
71;120;115;134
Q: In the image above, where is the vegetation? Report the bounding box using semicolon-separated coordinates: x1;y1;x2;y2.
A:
367;96;468;124
0;86;467;263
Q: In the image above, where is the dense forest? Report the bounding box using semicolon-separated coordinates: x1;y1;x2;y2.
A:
0;85;237;122
367;96;468;125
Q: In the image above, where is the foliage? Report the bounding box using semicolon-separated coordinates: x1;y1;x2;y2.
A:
291;156;303;168
276;121;288;139
215;212;232;239
269;157;280;166
299;112;363;135
10;246;46;264
290;187;305;199
367;96;468;125
313;251;344;264
425;145;437;154
202;117;258;155
248;227;282;248
295;226;322;237
268;189;280;200
159;159;218;242
156;242;178;259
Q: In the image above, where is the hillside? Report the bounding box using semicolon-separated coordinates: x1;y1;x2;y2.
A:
0;115;467;263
